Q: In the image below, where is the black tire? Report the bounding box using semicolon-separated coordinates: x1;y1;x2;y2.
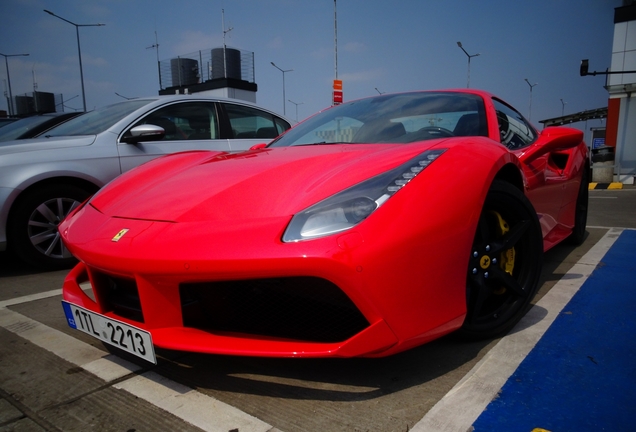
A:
8;184;92;269
567;166;589;246
461;180;543;339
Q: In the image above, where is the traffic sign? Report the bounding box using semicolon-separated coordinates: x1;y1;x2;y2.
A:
333;90;343;104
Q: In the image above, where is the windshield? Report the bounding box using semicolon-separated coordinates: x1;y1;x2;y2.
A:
270;92;488;147
0;115;63;142
44;99;156;137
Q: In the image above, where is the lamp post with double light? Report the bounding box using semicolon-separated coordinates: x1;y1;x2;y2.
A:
44;9;104;112
288;99;303;122
524;78;538;121
457;41;480;88
271;62;293;116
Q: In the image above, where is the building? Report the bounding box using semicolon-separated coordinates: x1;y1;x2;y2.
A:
157;47;257;103
606;1;636;184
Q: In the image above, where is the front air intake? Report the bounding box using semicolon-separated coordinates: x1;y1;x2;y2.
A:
180;277;369;343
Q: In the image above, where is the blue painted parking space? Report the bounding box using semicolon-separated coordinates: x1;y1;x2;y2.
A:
472;230;636;431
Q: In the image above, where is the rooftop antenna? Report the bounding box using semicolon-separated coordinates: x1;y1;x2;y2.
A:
222;9;233;78
334;0;338;81
146;31;161;88
32;65;39;112
32;66;38;92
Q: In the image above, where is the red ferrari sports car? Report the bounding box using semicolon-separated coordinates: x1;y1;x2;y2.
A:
59;90;588;363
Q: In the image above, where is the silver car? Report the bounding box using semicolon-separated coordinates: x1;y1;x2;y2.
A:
0;95;291;269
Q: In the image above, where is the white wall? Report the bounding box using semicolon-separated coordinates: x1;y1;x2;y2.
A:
609;20;636;86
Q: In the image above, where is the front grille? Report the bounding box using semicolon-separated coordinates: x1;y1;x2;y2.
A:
91;271;144;323
180;277;369;343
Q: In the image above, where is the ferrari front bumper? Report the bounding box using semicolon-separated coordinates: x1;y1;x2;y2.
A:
62;262;399;358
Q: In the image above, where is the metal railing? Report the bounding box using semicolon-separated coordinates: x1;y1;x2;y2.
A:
159;47;255;90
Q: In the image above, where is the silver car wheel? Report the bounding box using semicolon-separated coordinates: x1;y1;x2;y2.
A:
27;197;81;259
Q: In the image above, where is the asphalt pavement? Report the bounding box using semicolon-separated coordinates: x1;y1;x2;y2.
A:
1;186;635;431
414;226;636;431
472;228;636;431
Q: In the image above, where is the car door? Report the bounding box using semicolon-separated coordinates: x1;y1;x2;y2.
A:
493;98;567;238
117;101;230;173
221;102;291;151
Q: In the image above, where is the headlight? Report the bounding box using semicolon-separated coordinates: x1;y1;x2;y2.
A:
282;149;446;242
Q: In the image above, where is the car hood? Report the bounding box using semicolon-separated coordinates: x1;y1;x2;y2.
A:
0;135;97;154
90;142;447;223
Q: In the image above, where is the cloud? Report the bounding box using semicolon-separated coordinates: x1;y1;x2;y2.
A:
82;55;108;67
172;31;222;56
342;41;366;53
338;69;384;83
267;36;283;49
311;47;332;60
312;41;365;60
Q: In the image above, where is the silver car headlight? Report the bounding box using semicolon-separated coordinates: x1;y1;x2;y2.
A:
282;149;446;242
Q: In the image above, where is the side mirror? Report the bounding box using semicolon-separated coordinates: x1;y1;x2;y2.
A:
250;143;268;150
519;127;583;163
121;124;165;144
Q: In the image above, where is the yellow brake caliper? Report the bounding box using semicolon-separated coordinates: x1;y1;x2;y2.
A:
490;210;515;294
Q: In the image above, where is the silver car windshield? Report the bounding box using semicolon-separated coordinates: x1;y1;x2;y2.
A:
44;99;156;137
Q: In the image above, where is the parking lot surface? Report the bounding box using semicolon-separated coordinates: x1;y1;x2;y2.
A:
471;228;636;431
1;187;635;431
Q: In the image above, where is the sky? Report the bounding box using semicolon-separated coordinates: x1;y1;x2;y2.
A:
0;0;622;134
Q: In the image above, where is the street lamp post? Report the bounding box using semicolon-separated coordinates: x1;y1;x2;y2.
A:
524;78;538;121
44;9;104;112
271;62;293;116
288;99;303;122
457;41;480;88
560;98;567;116
0;52;29;116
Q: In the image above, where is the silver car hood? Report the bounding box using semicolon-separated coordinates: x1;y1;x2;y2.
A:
0;135;97;155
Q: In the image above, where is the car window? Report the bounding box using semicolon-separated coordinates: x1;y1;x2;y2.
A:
132;102;220;141
269;92;487;147
294;116;364;144
0;115;56;142
0;113;82;142
223;103;289;139
0;118;17;128
274;117;291;135
493;98;537;149
46;99;155;136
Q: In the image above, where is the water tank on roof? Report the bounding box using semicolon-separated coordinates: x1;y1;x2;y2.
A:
170;58;199;87
211;48;241;80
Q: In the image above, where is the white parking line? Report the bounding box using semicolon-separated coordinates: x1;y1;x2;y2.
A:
0;302;277;432
0;307;142;381
0;288;62;308
411;228;623;432
115;372;274;432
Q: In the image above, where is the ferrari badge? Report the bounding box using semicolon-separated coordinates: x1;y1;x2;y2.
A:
111;229;130;242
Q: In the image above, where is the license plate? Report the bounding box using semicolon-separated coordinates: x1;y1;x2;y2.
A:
62;301;156;364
